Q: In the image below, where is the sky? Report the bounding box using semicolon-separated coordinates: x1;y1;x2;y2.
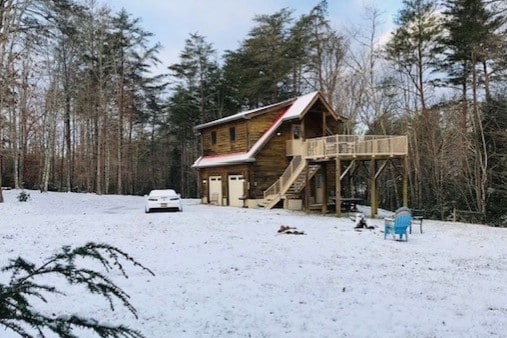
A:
102;0;403;74
1;189;506;337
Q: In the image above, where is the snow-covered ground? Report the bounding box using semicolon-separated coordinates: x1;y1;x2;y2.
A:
1;189;506;337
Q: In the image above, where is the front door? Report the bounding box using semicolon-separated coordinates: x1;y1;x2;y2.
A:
228;175;245;207
209;176;222;205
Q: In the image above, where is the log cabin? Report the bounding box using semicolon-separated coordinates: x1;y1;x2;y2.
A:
192;91;408;217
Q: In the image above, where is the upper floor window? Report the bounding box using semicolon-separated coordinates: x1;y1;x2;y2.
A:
211;131;217;145
292;125;301;140
229;127;236;142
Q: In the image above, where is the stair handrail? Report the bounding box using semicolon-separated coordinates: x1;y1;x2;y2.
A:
263;156;304;199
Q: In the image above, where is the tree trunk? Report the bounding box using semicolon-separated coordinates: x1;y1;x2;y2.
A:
117;56;124;195
482;60;491;100
0;155;3;202
95;103;102;195
64;74;72;192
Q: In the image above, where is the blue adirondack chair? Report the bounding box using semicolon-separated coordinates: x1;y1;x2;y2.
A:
384;207;412;241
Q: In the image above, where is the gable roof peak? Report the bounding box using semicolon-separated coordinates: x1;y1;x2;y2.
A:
194;91;332;132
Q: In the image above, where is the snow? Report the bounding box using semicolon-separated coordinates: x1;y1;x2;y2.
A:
282;91;318;120
1;189;507;337
192;152;254;168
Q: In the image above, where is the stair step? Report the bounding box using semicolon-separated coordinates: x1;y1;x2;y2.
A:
261;157;321;209
286;164;321;194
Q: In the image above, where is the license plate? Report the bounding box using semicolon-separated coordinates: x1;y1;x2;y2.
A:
161;203;167;207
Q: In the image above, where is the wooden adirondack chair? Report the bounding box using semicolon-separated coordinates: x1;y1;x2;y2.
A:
384;207;412;241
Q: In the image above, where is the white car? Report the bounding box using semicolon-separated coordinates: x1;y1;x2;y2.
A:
145;189;183;213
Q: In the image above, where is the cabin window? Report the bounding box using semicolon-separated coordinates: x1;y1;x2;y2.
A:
229;127;236;142
211;131;217;145
292;125;301;139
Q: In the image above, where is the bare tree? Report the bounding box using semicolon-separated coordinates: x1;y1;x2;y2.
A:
341;4;392;134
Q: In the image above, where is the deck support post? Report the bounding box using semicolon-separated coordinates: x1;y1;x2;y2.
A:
403;156;408;207
322;162;328;214
335;157;341;217
370;159;377;218
305;160;310;212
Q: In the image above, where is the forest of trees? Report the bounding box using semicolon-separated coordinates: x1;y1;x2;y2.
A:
1;0;506;225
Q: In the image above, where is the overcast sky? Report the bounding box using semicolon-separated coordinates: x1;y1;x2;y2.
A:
103;0;403;74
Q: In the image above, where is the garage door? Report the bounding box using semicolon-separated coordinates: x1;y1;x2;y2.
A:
228;175;245;207
209;176;222;205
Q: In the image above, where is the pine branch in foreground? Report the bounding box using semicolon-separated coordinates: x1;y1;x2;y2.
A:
0;242;155;338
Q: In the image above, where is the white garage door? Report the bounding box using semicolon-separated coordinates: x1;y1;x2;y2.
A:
228;175;245;207
209;176;222;205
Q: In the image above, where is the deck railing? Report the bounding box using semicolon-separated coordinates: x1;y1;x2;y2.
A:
287;135;408;159
263;155;304;199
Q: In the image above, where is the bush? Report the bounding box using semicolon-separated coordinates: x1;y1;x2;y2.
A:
16;190;30;202
0;242;154;337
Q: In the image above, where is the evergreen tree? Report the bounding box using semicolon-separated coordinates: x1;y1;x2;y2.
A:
168;33;221;123
165;87;200;197
483;96;507;225
110;9;163;194
440;0;505;214
0;242;154;337
221;49;250;113
167;33;220;197
222;9;295;108
48;0;87;193
385;0;441;114
440;0;504;111
291;0;347;104
385;0;443;211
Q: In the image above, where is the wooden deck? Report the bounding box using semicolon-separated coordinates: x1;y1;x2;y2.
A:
261;134;409;216
287;135;408;160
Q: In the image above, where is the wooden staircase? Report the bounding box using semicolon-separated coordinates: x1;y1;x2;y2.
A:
259;156;320;209
285;164;320;195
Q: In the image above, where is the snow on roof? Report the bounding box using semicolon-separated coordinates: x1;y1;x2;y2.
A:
192;152;255;168
282;91;319;121
193;91;321;169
